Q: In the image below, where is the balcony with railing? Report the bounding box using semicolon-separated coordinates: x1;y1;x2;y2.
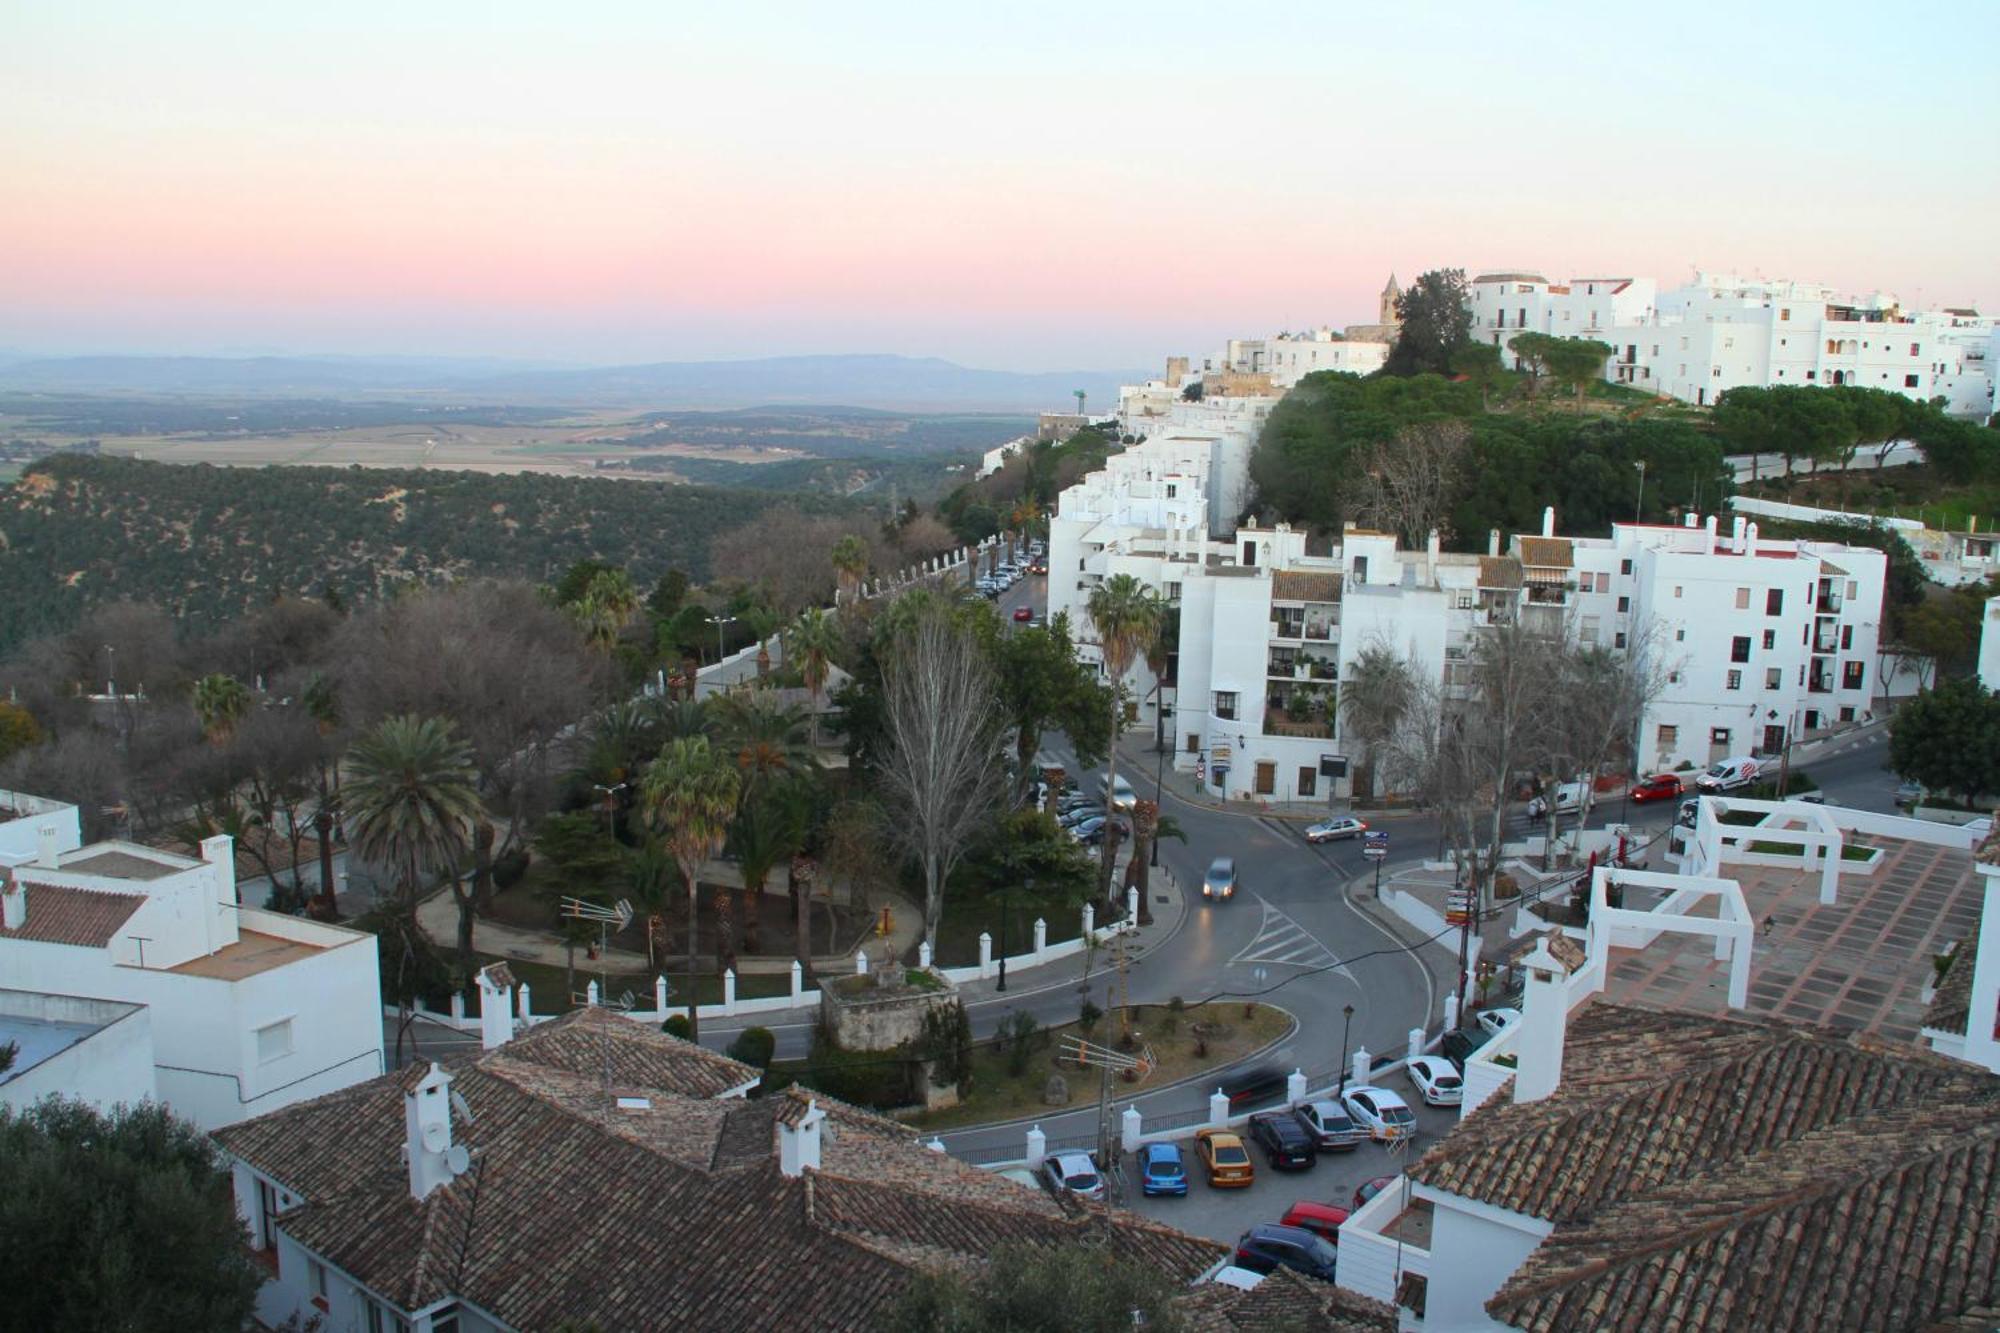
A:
1817;581;1844;613
1812;624;1839;653
1264;681;1337;739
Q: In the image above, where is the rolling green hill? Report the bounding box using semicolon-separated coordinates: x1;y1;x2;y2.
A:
0;455;856;651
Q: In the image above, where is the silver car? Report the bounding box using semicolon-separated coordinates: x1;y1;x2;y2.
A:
1042;1150;1105;1201
1202;857;1237;901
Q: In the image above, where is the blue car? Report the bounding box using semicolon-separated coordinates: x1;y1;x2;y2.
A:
1139;1142;1189;1197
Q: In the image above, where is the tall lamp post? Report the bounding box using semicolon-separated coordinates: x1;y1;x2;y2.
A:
103;643;116;698
1633;458;1648;522
592;782;628;840
1152;705;1174;867
706;614;737;666
997;875;1028;993
1337;1003;1355;1094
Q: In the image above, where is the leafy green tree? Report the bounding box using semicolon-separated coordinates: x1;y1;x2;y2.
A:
1341;644;1417;799
1084;575;1163;902
0;1098;263;1333
993;613;1112;797
647;568;691;621
0;701;42;764
879;1240;1188;1333
191;672;253;743
344;714;484;951
1448;339;1504;409
1542;336;1617;409
642;735;740;1040
785;607;842;748
832;533;870;607
1507;331;1560;400
1889;678;2000;805
1384;267;1473;376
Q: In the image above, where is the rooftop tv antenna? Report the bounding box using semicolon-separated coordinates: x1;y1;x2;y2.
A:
1061;1022;1155;1181
560;896;633;1005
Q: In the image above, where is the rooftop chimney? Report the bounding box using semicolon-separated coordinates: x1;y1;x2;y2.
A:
2;871;22;931
1488;529;1501;557
403;1062;468;1201
1731;515;1748;552
476;962;517;1050
1745;521;1759;551
36;825;59;870
1511;937;1571;1105
1427;529;1441;570
778;1099;826;1178
1541;506;1556;538
1705;514;1720;551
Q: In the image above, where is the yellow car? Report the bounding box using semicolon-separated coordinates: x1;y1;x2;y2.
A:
1192;1129;1255;1188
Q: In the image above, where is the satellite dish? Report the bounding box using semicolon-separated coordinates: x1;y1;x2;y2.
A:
422;1121;448;1152
449;1090;475;1125
445;1145;471;1175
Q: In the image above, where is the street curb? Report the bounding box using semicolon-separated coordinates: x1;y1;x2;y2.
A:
930;1006;1303;1141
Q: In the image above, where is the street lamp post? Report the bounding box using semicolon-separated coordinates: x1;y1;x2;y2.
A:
1338;1004;1355;1095
1634;458;1648;522
706;614;737;666
103;643;116;698
592;782;628;840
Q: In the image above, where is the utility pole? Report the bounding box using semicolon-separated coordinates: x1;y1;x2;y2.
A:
1634;459;1647;522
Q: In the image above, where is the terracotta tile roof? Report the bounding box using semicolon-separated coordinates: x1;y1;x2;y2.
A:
1976;816;2000;866
216;1008;1224;1331
1479;556;1524;589
1924;928;1979;1037
1271;570;1344;603
0;881;145;948
1181;1267;1397;1331
1407;1002;2000;1332
1517;537;1574;569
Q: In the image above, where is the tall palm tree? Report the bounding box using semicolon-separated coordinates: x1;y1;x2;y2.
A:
711;691;814;801
1085;574;1164;902
1123;802;1185;925
572;569;641;652
784;608;841;749
641;735;740;1041
728;792;803;959
192;673;253;744
1339;645;1416;801
831;534;869;608
343;715;484;952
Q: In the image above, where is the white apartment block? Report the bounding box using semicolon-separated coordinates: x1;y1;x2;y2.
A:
1980;595;2000;693
1223;330;1389;387
0;808;383;1129
1469;269;1996;416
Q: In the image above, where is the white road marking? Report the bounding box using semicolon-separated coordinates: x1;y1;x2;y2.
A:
1230;895;1349;981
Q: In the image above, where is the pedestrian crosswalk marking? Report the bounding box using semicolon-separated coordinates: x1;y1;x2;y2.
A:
1230;896;1346;977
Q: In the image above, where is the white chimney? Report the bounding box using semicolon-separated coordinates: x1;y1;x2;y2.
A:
1511;938;1571;1105
778;1098;826;1177
1488;529;1501;557
476;962;517;1050
1705;514;1720;551
1;872;22;931
1731;515;1748;551
403;1062;467;1201
1427;529;1441;569
1745;522;1759;551
36;825;59;870
1683;512;1699;529
1541;506;1556;538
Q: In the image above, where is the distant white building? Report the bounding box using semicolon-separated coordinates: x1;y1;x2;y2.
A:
0;988;155;1114
1981;595;2000;692
977;435;1029;478
1468;270;1995;415
0;810;383;1130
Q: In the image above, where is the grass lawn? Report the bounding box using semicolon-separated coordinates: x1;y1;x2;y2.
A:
905;1002;1293;1132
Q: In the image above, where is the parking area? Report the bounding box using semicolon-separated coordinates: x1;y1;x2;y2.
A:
1121;1093;1461;1246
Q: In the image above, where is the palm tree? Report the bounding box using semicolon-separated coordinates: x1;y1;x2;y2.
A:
711;691;814;801
641;735;740;1041
728;792;803;959
831;534;869;608
1123;802;1185;926
192;673;253;743
343;715;484;952
625;838;676;971
571;569;641;652
1339;645;1416;801
1085;574;1164;903
784;608;841;749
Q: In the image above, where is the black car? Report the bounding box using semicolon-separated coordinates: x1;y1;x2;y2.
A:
1233;1224;1339;1283
1248;1111;1318;1170
1218;1063;1286;1110
1440;1024;1493;1071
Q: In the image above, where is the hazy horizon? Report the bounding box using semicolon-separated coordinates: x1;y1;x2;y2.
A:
8;1;1997;371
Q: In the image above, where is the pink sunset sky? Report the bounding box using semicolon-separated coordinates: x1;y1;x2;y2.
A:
5;1;1996;371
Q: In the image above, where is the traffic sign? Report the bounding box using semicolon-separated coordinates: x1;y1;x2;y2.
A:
1362;830;1389;861
1362;845;1388;860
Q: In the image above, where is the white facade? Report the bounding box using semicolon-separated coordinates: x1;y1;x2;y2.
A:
1226;330;1390;387
1467;269;1995;415
0;788;82;863
0;988;155;1114
0;828;383;1129
977;435;1029;478
1981;596;2000;693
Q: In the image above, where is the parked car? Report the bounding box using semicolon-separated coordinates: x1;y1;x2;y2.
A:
1041;1150;1105;1202
1069;815;1127;845
1012;605;1033;622
1218;1063;1286;1110
1232;1224;1339;1283
1098;773;1138;811
1677;797;1701;829
1406;1055;1464;1107
1476;1007;1522;1038
1202;857;1238;902
1353;1175;1397;1210
1279;1200;1350;1244
1247;1111;1318;1170
1293;1099;1364;1151
1440;1025;1493;1071
1340;1086;1417;1141
1057;804;1103;828
1138;1142;1188;1197
1192;1129;1255;1188
1695;755;1761;793
1629;773;1685;803
1550;780;1587;813
1303;815;1367;843
1895;779;1924;808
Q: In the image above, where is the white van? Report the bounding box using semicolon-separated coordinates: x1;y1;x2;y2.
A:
1695;756;1760;793
1098;773;1138;811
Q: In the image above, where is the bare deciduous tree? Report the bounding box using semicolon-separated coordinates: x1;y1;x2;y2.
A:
875;603;1005;951
1355;420;1469;549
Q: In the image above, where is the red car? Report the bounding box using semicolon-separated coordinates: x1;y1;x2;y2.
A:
1012;606;1033;622
1629;774;1684;803
1353;1175;1396;1210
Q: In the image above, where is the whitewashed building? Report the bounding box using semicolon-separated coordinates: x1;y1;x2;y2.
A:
1981;595;2000;693
0;988;155;1113
0;821;382;1129
1467;271;1659;376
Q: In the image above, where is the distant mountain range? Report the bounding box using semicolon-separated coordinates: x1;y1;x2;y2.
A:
0;352;1143;412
